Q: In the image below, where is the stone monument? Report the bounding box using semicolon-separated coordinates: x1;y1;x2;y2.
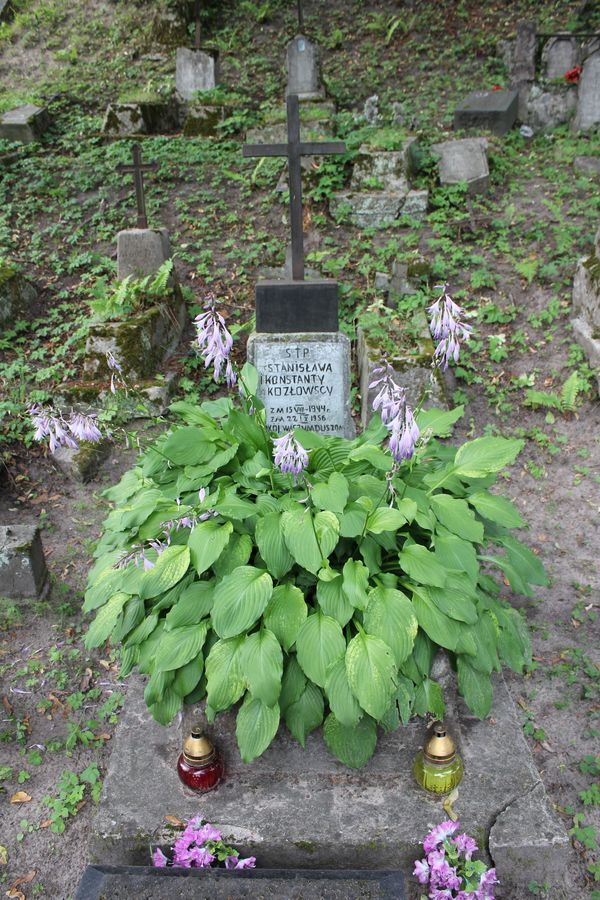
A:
286;0;323;100
175;0;219;100
454;89;518;136
243;94;354;438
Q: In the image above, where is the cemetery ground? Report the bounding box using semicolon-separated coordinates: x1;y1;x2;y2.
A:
0;0;599;896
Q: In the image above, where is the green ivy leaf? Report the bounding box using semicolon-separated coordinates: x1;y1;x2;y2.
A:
323;712;377;768
236;695;280;763
205;636;245;712
453;437;524;478
239;629;283;707
325;657;362;726
256;512;294;579
188;520;233;576
295;611;345;687
311;472;349;514
211;566;273;639
283;681;324;747
154;622;208;672
345;631;396;720
363;586;418;666
399;544;446;587
263;584;308;651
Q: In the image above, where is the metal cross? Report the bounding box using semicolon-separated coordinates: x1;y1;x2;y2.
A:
194;0;202;51
297;0;304;32
116;143;158;230
243;94;345;281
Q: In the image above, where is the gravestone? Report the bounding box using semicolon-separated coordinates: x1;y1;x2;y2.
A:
102;101;183;137
0;524;48;601
243;95;353;437
573;51;600;131
431;137;489;195
572;224;600;390
574;155;600;176
75;865;405;899
176;0;219;99
525;83;577;130
541;34;581;79
287;36;323;100
0;261;37;327
509;20;537;119
0;104;51;144
454;89;518;136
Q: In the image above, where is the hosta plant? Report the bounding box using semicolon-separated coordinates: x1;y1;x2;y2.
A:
83;369;545;768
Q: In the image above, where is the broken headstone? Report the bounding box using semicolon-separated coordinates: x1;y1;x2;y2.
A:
0;524;48;601
454;89;518;136
573;51;600;131
431;137;489;195
0;261;37;327
0;105;51;144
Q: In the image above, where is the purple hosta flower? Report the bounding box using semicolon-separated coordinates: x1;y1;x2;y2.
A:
369;361;420;463
427;284;472;370
388;403;419;462
30;405;78;453
272;431;309;478
114;537;169;571
452;832;478;861
106;351;127;394
153;847;168;867
194;294;236;386
423;820;460;855
413;858;430;885
68;412;103;444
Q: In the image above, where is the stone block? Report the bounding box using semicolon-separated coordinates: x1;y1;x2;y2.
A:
330;191;405;228
51;440;112;484
573;52;600;131
400;189;428;221
0;105;51;144
75;865;405;899
91;665;569;895
286;35;323;100
431;138;489;195
509;21;538;119
454;89;518;136
541;35;581;80
574;156;600;176
350;146;410;193
183;102;225;137
102;101;183;137
0;261;37;326
83;295;188;382
117;228;171;281
254;280;338;333
150;7;188;48
247;331;354;438
175;48;219;100
525;83;577;130
0;524;48;601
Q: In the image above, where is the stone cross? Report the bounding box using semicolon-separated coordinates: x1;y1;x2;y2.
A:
116;143;158;230
243;94;345;280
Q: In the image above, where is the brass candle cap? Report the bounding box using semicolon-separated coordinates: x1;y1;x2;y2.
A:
183;727;217;767
423;721;457;765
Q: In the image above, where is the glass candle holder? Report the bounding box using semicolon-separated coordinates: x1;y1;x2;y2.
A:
177;728;223;793
414;721;463;794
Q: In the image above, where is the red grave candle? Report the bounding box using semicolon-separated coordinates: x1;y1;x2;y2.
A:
177;728;223;793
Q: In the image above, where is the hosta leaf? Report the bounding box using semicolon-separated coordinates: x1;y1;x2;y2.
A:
213;533;253;577
345;631;396;720
295;612;345;687
211;566;273;639
256;512;294;579
395;675;416;725
366;506;410;535
457;658;493;719
263;584;308;651
205;636;245;711
467;491;525;529
188;520;233;576
453;437;524;478
416;405;464;437
163;428;216;466
341;558;370;611
413;677;445;719
314;510;341;559
316;571;354;626
214;494;257;520
283;681;324;747
496;535;548;587
431;494;484;544
311;472;349;514
434;532;478;584
323;712;377;768
149;688;183;726
325;657;362;727
155;622;208;672
172;653;204;697
279;655;306;712
348;443;393;471
338;502;368;538
282;508;322;574
140;545;190;600
236;695;280;763
412;588;460;651
85;593;128;649
239;629;283;707
165;580;214;629
363;586;418;666
496;606;531;672
399;544;446;587
428;579;478;625
113;597;144;643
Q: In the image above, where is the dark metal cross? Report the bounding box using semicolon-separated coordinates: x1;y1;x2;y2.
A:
194;0;202;51
116;143;158;230
243;94;345;281
297;0;304;32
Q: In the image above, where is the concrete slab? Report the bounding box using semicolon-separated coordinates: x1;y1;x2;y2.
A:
75;865;405;899
431;137;489;195
0;524;48;601
454;89;518;136
92;657;569;895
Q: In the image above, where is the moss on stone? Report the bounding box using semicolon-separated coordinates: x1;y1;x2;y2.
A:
183;105;224;137
294;840;319;852
583;252;600;290
0;259;18;285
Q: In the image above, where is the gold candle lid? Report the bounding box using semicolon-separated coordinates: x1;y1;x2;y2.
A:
183;727;217;767
424;721;457;765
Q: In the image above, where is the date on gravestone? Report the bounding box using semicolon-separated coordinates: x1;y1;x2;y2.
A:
247;332;354;438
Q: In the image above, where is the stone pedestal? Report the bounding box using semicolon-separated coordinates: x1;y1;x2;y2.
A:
117;228;171;281
102;101;183;137
247;331;354;438
0;105;51;144
286;35;323;100
431;138;489;195
454;89;518;136
0;524;48;601
52;440;112;484
175;48;219;100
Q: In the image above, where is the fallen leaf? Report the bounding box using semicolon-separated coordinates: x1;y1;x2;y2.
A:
0;846;7;865
80;667;93;692
10;792;32;804
2;696;13;716
99;660;110;670
40;820;52;829
442;787;459;821
96;733;111;741
7;871;35;893
165;815;185;827
5;890;25;900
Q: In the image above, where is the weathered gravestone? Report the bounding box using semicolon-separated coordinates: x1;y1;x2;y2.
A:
508;20;537;119
176;0;219;100
541;34;581;78
243;94;354;438
0;104;51;144
572;224;600;390
573;50;600;131
0;524;48;601
431;137;489;195
0;260;37;327
454;89;518;136
287;37;323;100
